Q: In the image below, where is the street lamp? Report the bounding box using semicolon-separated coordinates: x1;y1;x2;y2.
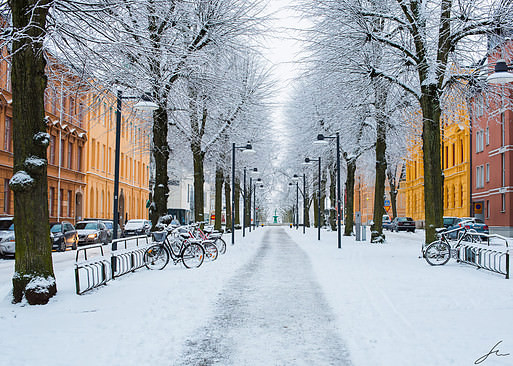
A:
113;91;158;251
304;158;321;240
314;133;341;249
487;59;513;84
232;142;255;245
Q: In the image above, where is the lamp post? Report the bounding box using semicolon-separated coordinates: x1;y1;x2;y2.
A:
314;133;341;248
113;91;158;251
290;173;307;234
232;142;255;245
304;158;321;240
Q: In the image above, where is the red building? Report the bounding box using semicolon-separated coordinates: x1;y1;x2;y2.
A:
471;39;513;236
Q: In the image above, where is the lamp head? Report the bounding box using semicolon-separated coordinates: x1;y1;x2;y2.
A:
487;59;513;84
303;158;312;165
242;141;256;154
292;174;299;181
313;134;329;145
134;93;159;111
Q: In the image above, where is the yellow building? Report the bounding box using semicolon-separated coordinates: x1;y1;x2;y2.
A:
353;173;407;224
84;89;151;225
401;89;471;224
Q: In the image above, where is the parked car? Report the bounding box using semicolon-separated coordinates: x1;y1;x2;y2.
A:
382;214;393;230
50;221;78;251
122;219;151;237
102;220;122;242
391;217;416;232
443;216;459;229
0;217;15;257
75;220;110;246
447;217;489;239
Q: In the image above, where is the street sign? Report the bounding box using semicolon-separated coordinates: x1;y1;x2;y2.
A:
210;214;215;221
384;199;390;206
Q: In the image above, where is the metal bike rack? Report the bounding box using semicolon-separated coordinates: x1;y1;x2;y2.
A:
111;235;152;278
458;244;510;279
74;244;112;295
74;236;153;295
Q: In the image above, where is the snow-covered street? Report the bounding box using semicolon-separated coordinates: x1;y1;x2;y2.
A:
1;226;512;366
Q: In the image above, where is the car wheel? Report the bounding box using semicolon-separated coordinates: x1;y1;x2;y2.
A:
60;240;66;252
72;239;77;250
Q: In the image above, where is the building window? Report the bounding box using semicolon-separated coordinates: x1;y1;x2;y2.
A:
486;163;490;182
3;179;10;214
460;140;464;162
4;116;12;151
476;165;485;189
501;193;506;212
49;187;55;217
50;135;56;165
68;190;72;217
476;130;484;153
485;127;489;145
60;139;65;167
460;185;464;207
67;142;73;169
59;188;64;218
91;138;96;168
486;200;489;219
77;146;82;171
444;146;448;168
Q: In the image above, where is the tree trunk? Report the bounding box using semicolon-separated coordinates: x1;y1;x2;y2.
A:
9;0;56;305
371;100;387;243
313;193;319;229
344;158;357;236
329;167;337;231
421;87;444;243
320;169;327;228
386;165;398;219
224;175;231;232
192;146;205;223
214;166;223;231
245;185;251;229
303;185;310;227
234;179;240;226
150;106;169;229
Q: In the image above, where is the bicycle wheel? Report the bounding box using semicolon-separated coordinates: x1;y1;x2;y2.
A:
203;241;218;261
144;244;170;270
424;240;451;266
181;243;205;269
214;238;226;255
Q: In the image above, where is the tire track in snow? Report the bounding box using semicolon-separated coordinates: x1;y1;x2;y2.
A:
176;227;352;365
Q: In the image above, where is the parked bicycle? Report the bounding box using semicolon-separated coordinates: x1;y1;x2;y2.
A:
144;229;205;270
423;225;480;266
175;224;219;262
189;223;226;255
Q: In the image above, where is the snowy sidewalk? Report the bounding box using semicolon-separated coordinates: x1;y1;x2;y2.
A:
176;227;352;365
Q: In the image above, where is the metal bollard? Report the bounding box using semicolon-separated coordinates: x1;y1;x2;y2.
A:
362;225;366;241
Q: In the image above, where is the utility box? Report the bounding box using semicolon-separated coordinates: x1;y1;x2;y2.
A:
355;212;361;241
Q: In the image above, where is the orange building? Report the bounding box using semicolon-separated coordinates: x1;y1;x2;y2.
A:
1;51;150;224
83;88;151;225
1;55;88;223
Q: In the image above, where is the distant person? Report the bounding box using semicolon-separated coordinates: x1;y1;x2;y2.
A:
171;216;180;225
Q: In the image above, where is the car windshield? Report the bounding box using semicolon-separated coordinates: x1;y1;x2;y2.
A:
50;224;62;233
103;222;113;229
0;220;13;230
443;218;455;226
397;217;413;222
76;222;98;230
